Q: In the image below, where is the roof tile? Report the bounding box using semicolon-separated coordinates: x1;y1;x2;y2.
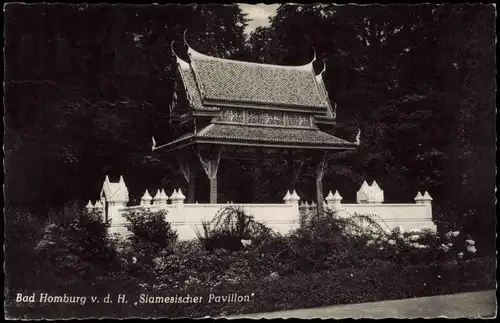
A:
189;48;329;109
178;59;219;112
197;124;354;146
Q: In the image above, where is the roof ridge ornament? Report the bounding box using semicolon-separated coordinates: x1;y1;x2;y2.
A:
171;40;179;60
355;128;361;146
152;136;157;151
183;29;189;48
311;47;316;64
187;41;317;70
318;59;326;76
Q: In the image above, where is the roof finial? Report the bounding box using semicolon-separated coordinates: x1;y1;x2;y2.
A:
355;128;361;146
171;40;179;59
152;136;157;151
183;29;189;47
311;47;317;64
319;59;326;75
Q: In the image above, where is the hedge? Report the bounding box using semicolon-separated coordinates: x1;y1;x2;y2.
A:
5;256;495;319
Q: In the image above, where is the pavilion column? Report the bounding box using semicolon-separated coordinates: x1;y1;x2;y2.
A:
285;151;304;188
315;152;328;217
187;169;197;203
198;147;223;204
177;158;197;203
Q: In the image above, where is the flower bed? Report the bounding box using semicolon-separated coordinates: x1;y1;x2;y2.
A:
4;208;495;319
6;256;495;319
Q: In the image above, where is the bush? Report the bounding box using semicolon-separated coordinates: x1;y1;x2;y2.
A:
4;208;47;292
274;211;387;272
123;208;178;260
32;209;121;290
363;226;480;265
5;201;495;319
296;210;481;268
196;206;272;252
230;256;496;316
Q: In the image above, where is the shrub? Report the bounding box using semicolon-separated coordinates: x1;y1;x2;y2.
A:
230;256;496;316
123;208;178;260
141;240;261;292
33;209;121;290
279;210;388;272
363;225;480;265
97;256;496;319
4;208;47;292
196;206;272;252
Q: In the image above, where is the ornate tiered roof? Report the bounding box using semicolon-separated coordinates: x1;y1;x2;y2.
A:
158;42;356;152
159;124;353;151
187;47;328;110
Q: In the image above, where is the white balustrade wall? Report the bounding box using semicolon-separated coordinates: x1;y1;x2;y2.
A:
331;203;435;231
101;203;299;240
87;177;437;240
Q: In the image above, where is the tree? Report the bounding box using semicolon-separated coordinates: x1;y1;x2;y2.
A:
4;4;249;212
246;4;495;254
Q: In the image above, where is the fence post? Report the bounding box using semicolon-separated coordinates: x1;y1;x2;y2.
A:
141;190;152;208
414;192;424;204
283;190;292;204
332;190;343;212
290;190;300;205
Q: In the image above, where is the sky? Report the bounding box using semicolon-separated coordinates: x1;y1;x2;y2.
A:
238;3;280;35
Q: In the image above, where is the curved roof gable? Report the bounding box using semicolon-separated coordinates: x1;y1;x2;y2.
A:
101;175;129;202
186;47;330;110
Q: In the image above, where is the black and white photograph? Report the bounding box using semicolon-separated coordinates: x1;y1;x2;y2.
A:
3;3;496;319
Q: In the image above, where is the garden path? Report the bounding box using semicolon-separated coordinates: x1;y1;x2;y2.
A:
223;290;497;319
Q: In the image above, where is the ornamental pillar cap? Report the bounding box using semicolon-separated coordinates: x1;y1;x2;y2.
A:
422;191;433;203
141;190;152;206
158;189;168;200
283;190;292;201
290;190;300;201
332;190;343;202
170;189;179;200
142;189;152;201
177;189;186;200
414;191;423;203
86;200;93;209
171;189;185;205
325;190;335;202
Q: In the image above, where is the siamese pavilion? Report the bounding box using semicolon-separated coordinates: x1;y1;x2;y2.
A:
153;38;358;213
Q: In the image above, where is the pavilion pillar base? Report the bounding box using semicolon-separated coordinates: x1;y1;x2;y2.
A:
177;155;197;203
187;169;197;203
316;153;328;217
209;176;218;204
